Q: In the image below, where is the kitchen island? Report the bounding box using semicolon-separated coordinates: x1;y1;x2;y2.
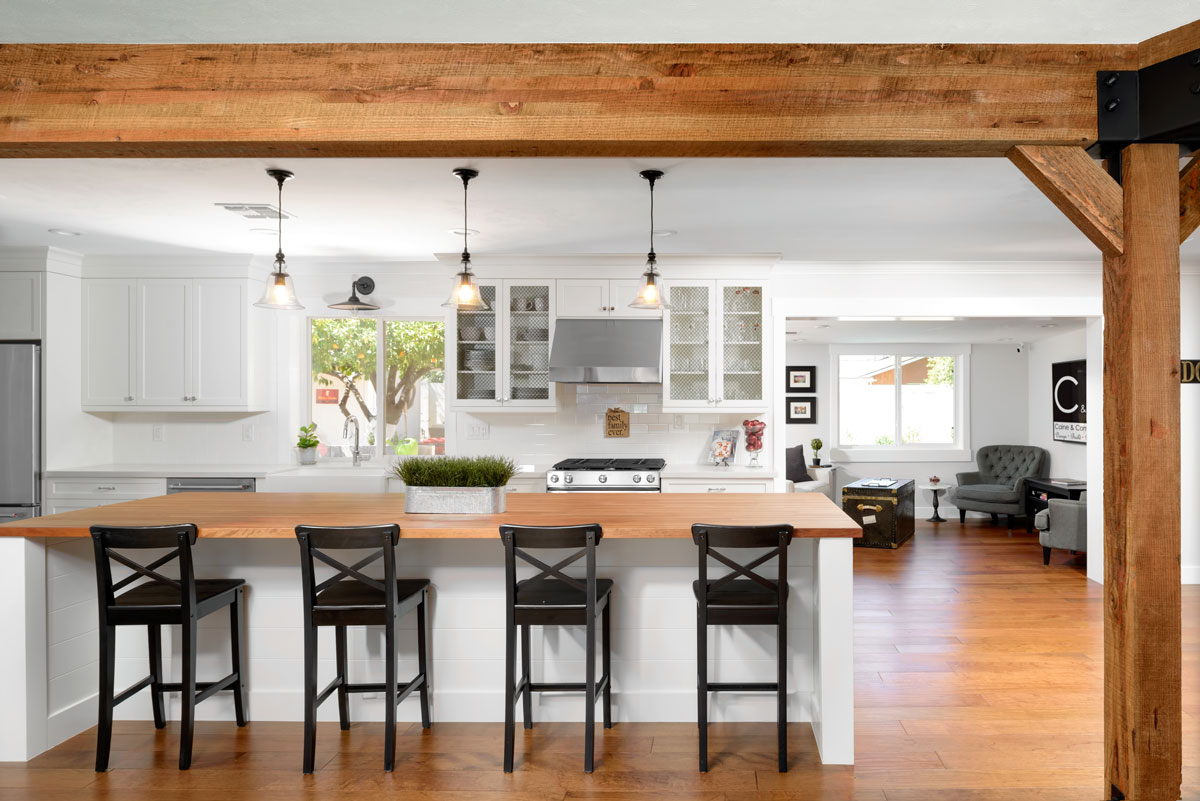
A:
0;492;858;765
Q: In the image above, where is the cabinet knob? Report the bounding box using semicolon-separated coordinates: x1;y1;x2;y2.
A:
124;396;133;402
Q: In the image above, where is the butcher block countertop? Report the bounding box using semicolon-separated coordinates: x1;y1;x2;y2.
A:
1;492;860;540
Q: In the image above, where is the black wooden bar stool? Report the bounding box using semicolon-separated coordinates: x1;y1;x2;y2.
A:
90;523;248;772
499;523;613;773
295;524;431;773
693;522;794;773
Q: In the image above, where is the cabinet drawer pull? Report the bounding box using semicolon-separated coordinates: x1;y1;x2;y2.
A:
857;503;883;513
97;485;117;491
707;487;726;493
123;396;134;402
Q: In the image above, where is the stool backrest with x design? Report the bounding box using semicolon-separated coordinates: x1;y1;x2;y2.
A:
295;525;400;619
691;523;795;609
499;524;603;610
91;524;199;622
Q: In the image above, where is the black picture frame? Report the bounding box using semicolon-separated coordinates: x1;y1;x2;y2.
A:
785;397;817;424
785;365;816;394
1051;359;1087;444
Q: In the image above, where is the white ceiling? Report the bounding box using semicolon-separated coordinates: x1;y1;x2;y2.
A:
1;157;1195;266
786;316;1088;344
2;0;1194;43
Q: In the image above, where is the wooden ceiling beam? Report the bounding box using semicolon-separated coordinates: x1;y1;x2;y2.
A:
1007;144;1124;256
1181;154;1200;244
0;42;1136;159
1138;18;1200;68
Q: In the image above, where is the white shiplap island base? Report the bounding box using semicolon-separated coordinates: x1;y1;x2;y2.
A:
0;492;858;766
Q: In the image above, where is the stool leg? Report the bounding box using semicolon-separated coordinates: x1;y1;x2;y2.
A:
301;618;318;774
697;609;707;773
602;601;612;729
147;624;166;730
335;625;350;731
231;588;248;727
179;617;198;770
520;624;533;730
384;612;397;772
777;614;788;773
503;607;516;772
417;593;431;729
584;606;596;773
95;625;116;772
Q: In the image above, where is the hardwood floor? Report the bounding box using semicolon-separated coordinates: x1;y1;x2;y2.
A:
3;519;1197;800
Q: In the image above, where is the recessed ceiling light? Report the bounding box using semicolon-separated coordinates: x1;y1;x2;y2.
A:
814;324;830;329
48;228;81;237
447;228;479;236
1039;323;1058;328
998;337;1014;341
652;229;676;237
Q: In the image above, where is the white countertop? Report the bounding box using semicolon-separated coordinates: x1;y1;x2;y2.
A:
661;464;776;479
44;463;296;479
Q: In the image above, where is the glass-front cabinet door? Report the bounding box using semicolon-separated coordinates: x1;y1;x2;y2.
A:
663;281;715;409
717;281;766;409
503;281;555;407
452;281;500;406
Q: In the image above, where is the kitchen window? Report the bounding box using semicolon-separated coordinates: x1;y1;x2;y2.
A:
309;318;447;459
831;346;970;462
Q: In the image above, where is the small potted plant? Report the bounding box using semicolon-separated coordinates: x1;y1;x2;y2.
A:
810;437;824;467
393;455;517;514
296;423;320;465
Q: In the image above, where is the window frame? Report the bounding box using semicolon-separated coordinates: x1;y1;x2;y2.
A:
305;314;446;460
829;343;972;463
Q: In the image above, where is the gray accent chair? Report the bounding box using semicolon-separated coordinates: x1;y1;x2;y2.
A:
950;445;1048;529
1035;491;1086;565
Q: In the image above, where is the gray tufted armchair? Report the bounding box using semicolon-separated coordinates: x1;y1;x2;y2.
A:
949;445;1048;528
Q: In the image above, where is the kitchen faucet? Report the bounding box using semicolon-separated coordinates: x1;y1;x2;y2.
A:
343;416;361;467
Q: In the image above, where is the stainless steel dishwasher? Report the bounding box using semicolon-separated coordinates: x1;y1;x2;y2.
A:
166;477;256;494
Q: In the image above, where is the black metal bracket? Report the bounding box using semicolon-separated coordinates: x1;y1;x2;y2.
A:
1089;48;1200;169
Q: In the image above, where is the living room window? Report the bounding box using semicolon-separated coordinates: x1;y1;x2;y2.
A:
831;345;970;462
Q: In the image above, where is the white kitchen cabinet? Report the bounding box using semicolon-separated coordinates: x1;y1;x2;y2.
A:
44;476;167;514
83;277;266;411
556;278;661;319
449;279;557;411
0;272;43;339
82;279;137;407
662;280;767;413
505;477;547;493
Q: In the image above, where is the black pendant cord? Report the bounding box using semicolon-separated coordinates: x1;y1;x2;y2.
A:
460;170;472;265
275;173;285;267
648;177;655;262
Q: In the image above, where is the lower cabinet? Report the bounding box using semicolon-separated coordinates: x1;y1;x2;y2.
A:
506;477;547;493
44;477;167;514
661;478;772;493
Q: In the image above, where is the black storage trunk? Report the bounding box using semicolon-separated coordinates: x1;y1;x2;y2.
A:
842;478;915;549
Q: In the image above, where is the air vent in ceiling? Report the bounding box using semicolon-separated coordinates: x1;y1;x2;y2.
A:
214;203;292;220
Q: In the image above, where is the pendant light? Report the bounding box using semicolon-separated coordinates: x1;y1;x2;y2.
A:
441;167;490;311
629;169;669;310
328;276;381;312
253;168;304;310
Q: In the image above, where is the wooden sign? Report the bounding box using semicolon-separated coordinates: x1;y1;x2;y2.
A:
605;408;630;438
1182;360;1200;384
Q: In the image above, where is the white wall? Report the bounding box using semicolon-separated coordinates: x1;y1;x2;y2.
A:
784;341;1029;516
1026;328;1088;480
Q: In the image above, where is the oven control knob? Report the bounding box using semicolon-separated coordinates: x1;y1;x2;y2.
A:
633;474;642;483
549;474;559;483
598;475;608;484
646;474;656;483
564;474;574;484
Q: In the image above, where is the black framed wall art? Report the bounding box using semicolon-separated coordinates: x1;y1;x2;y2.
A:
785;397;817;424
1051;359;1086;443
785;365;816;394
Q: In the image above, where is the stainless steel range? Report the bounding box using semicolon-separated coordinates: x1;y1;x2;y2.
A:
546;458;665;492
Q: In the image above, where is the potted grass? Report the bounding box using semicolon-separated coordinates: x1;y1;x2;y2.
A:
393;455;517;514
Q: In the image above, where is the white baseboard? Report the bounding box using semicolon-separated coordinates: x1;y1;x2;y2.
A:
47;695;96;751
1183;565;1200;585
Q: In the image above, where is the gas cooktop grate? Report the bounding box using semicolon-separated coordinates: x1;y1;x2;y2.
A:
551;458;666;471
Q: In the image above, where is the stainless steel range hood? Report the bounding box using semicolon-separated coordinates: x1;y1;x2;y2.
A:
549;318;662;384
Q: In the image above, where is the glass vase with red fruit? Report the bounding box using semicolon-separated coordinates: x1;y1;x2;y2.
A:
742;418;766;468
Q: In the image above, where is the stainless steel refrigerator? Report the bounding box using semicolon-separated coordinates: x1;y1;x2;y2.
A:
0;343;40;522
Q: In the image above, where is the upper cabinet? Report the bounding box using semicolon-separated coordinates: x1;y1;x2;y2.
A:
83;277;267;411
556;278;662;319
662;280;767;413
0;272;43;340
449;279;557;411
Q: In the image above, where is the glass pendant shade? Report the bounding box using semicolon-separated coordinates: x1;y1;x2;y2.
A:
254;258;304;310
442;261;490;310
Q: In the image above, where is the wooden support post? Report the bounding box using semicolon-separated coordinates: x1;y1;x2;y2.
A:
1102;143;1182;801
1180;155;1200;245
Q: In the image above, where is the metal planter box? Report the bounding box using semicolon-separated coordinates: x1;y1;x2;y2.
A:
404;485;507;514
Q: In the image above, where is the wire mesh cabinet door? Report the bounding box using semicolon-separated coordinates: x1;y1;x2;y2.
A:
663;280;715;411
715;281;767;412
501;281;557;409
450;280;501;409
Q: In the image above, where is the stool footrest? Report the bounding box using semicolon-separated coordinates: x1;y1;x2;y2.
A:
157;673;240;704
114;675;154;707
705;682;779;692
315;676;427;707
525;674;611;696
